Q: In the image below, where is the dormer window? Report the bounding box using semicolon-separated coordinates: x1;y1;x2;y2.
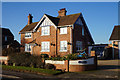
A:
41;26;50;36
25;33;32;38
60;27;67;34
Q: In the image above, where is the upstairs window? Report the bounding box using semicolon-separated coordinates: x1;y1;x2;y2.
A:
82;27;84;36
5;36;7;41
76;41;82;52
60;27;67;34
25;33;32;38
41;41;50;52
41;26;50;36
25;44;31;52
60;41;67;52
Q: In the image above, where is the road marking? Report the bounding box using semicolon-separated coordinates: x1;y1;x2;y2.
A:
0;74;20;78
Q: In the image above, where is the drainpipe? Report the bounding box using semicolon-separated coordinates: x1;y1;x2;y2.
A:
56;28;57;56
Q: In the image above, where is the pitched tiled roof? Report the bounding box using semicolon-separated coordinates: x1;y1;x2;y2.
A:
46;13;81;26
19;22;38;33
109;25;120;40
0;28;14;37
57;13;81;26
20;13;81;32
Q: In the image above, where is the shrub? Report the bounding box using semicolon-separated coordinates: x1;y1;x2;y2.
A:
8;52;44;68
44;63;56;70
41;54;49;58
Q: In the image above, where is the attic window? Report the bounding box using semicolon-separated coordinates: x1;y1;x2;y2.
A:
25;33;32;38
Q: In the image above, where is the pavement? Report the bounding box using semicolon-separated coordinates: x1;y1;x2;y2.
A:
1;59;120;80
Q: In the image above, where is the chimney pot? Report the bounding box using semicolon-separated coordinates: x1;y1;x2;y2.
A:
58;8;67;17
28;14;33;25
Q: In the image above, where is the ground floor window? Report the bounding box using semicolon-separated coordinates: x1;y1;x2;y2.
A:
76;41;82;52
41;41;50;52
60;41;67;52
25;44;31;52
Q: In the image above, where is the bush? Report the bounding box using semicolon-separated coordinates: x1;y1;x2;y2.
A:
8;52;44;68
2;47;20;56
44;63;56;70
41;54;49;58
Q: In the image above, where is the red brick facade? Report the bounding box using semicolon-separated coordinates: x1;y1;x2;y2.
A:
20;9;94;57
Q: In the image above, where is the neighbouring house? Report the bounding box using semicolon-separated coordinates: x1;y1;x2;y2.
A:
109;25;120;59
19;8;94;57
0;28;14;49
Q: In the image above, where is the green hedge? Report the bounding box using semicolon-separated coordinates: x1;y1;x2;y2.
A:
8;52;44;68
2;65;62;75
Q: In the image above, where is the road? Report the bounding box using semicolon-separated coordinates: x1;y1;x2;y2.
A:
1;60;120;80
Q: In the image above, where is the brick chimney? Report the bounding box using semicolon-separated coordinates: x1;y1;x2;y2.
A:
58;8;67;17
28;14;33;25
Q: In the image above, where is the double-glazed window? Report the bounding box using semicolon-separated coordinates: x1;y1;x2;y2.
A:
25;44;31;52
25;33;32;38
41;42;50;52
60;41;67;52
60;27;67;34
76;41;82;51
41;26;50;36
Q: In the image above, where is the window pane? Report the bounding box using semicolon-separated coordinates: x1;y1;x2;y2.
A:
41;26;50;35
60;41;67;51
60;27;67;34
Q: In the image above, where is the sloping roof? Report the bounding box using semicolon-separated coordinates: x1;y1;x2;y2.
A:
109;25;120;40
46;13;81;26
19;22;38;33
58;13;81;26
20;13;81;32
0;28;14;37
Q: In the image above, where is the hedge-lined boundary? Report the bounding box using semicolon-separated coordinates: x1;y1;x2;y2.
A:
2;65;62;75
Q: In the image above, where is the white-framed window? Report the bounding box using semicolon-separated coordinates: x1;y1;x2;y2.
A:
5;36;7;41
60;41;67;52
82;27;84;36
41;41;50;52
25;33;32;38
25;44;31;52
76;41;82;51
60;27;67;34
41;26;50;36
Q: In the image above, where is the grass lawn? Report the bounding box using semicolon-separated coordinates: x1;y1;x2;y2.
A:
2;65;62;75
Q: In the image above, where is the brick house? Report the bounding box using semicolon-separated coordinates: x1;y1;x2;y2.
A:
19;8;94;57
109;25;120;59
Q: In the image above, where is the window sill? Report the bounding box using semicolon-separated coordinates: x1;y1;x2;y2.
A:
41;50;50;52
60;33;67;35
59;50;67;52
25;51;31;52
25;37;32;39
41;34;50;36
